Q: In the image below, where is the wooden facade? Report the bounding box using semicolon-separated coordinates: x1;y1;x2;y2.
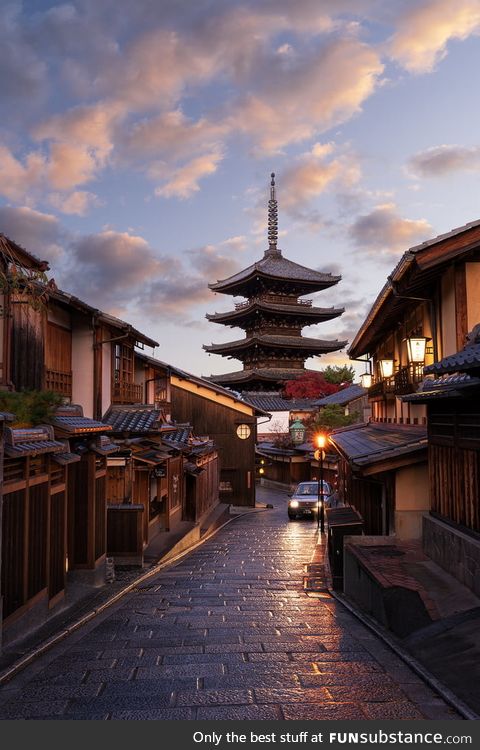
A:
428;399;480;534
170;381;256;506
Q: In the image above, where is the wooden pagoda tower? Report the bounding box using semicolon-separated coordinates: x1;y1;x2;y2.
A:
204;174;346;392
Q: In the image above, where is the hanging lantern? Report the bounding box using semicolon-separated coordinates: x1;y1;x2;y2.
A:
379;358;394;379
360;372;372;389
405;336;430;364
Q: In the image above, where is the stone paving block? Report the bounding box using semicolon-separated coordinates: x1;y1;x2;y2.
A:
66;695;175;713
205;643;261;653
162;653;244;664
246;653;290;662
281;702;367;720
175;689;254;706
363;701;426;719
136;663;224;679
327;684;408;702
83;667;135;683
261;641;327;652
109;708;195;720
204;674;301;689
254;687;330;704
196;704;282;720
0;700;69;719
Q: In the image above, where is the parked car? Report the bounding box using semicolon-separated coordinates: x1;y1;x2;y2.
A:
288;480;332;520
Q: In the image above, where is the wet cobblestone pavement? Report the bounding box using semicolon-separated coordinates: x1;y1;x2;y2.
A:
0;487;460;720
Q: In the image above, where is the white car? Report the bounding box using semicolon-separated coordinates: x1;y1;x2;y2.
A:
288;480;332;520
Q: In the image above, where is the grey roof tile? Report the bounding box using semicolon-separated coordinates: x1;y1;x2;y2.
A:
330;423;427;468
315;384;366;406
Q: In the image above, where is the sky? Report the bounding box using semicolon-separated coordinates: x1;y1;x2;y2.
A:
2;0;480;379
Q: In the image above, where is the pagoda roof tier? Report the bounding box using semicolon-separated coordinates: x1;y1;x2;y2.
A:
204;333;346;357
206;300;344;327
209;253;341;297
207;368;309;386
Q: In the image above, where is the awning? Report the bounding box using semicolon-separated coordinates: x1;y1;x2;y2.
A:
91;435;119;456
184;461;204;475
5;426;65;458
330;422;427;474
52;451;81;466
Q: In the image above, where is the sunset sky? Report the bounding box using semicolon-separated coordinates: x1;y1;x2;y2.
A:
2;0;480;378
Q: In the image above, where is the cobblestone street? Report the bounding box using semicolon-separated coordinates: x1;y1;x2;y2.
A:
0;487;459;720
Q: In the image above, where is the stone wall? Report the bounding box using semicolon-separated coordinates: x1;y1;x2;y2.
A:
423;514;480;597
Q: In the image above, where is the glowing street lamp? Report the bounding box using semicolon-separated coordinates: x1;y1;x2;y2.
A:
315;433;327;533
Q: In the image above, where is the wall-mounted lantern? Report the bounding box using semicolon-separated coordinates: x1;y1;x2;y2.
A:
378;358;394;379
289;419;306;445
360;372;372;389
405;335;430;364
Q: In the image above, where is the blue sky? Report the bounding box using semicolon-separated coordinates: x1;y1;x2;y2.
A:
2;0;480;378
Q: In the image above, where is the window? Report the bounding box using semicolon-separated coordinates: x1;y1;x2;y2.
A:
236;424;251;440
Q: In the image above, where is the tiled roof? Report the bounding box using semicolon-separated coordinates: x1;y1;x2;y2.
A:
424;343;480;375
315;384;366;407
244;394;317;411
0;233;49;271
51;405;112;435
209;368;312;384
207;301;344;322
330;422;427;469
204;334;347;353
162;425;192;446
209;253;341;292
104;405;163;433
4;426;65;457
402;373;480;402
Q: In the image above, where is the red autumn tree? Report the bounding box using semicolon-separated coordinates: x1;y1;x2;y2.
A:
282;371;342;399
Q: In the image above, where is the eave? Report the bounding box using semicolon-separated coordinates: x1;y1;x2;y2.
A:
206;301;344;326
204;334;347;356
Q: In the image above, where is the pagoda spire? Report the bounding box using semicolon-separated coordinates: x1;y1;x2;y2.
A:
266;172;281;257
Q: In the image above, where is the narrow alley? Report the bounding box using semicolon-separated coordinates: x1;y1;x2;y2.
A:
0;488;459;720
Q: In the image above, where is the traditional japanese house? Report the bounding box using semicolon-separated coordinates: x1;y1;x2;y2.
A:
136;355;263;506
334;218;480;539
204;174;346;393
48;405;118;585
1;424;71;644
403;325;480;596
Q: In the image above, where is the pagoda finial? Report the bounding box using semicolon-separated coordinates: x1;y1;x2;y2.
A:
266;172;280;256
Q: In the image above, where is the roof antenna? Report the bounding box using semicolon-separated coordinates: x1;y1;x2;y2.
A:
266;172;280;257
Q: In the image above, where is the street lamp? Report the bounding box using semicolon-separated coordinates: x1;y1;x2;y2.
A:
405;335;430;364
289;419;306;445
315;433;327;533
378;358;394;379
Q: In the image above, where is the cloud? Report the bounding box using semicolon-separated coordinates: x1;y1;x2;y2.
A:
153;149;224;199
0;4;47;111
49;190;101;216
350;203;432;255
408;144;480;177
388;0;480;73
0;146;46;203
66;229;164;309
233;38;383;153
0;205;64;260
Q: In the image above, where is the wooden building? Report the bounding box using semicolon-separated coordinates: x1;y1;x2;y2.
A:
138;355;262;506
334;219;480;540
403;326;480;596
204;174;346;393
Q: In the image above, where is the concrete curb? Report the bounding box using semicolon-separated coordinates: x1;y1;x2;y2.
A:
318;539;480;721
0;505;268;686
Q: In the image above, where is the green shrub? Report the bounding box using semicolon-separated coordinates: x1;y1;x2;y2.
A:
0;390;64;426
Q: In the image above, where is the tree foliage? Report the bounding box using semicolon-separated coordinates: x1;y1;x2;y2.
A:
323;365;355;385
309;404;360;433
283;371;341;399
0;390;64;427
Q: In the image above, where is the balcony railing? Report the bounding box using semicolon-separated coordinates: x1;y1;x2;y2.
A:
394;365;425;395
368;378;395;398
45;368;72;397
112;381;143;404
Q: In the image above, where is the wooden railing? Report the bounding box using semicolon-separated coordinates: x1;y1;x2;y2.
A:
112;380;143;404
45;368;72;397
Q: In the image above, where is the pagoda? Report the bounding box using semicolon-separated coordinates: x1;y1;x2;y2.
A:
204;173;347;392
